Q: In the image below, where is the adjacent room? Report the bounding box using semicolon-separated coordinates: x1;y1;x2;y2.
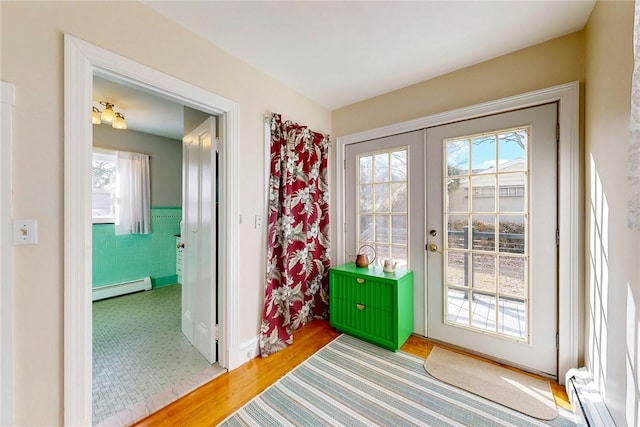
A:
90;78;225;424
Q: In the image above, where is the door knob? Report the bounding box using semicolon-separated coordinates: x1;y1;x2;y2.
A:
428;243;441;254
177;243;185;249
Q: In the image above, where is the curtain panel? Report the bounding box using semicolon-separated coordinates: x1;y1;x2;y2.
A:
259;113;331;357
115;151;151;235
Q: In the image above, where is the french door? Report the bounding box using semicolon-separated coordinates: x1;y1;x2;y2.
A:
344;103;558;376
426;103;558;376
345;130;426;336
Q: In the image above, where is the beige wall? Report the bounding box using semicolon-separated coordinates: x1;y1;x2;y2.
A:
332;31;585;138
1;1;330;425
584;1;639;425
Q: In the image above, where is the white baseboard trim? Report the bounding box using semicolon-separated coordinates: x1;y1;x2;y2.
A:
238;335;260;364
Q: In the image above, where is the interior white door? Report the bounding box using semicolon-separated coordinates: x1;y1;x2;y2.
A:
182;117;217;364
426;103;558;376
345;130;426;335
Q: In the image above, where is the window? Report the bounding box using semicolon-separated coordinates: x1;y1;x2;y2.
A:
92;150;117;223
444;127;529;340
357;148;409;269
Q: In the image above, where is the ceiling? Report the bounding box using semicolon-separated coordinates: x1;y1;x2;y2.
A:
95;1;595;139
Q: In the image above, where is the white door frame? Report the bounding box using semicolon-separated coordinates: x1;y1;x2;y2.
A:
64;34;240;425
335;81;580;384
1;81;15;426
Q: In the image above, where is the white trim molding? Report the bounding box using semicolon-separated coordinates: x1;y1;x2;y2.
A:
1;81;15;427
64;35;240;425
335;81;581;384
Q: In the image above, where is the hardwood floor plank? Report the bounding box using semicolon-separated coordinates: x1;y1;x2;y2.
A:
133;320;570;425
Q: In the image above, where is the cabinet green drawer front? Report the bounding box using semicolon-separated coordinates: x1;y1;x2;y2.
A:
330;298;393;342
330;273;393;310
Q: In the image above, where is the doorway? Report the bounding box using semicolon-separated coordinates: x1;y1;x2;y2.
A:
91;79;221;422
64;35;240;425
335;82;580;385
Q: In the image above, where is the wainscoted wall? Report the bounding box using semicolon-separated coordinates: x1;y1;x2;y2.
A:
92;207;181;288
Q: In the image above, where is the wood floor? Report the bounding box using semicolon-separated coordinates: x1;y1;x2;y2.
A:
133;320;571;426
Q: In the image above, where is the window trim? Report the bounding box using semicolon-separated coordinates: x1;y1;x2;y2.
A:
92;148;117;224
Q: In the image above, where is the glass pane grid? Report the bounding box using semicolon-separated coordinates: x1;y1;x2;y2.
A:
357;148;409;269
444;127;530;342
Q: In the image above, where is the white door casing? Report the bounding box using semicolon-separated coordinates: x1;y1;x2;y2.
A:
64;35;240;425
1;81;15;426
426;103;558;376
335;82;580;384
182;118;217;363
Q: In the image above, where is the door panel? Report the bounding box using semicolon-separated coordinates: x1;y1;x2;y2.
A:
426;103;558;376
182;117;217;364
345;130;426;335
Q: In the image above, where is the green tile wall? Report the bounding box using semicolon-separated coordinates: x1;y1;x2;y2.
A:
92;207;181;288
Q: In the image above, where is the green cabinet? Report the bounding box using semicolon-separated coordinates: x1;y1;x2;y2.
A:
329;263;414;351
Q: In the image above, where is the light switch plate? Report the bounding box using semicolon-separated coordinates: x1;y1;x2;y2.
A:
13;219;37;245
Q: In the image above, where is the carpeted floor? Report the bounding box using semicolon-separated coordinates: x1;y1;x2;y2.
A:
221;334;576;427
92;284;217;425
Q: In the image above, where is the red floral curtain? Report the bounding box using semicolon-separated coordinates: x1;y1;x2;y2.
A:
259;113;331;357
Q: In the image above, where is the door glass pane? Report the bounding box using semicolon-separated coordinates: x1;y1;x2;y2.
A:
391;182;407;212
444;127;530;342
446;251;467;288
499;173;526;212
447;139;469;175
472;253;496;293
498;130;527;171
374;153;389;182
446;215;468;249
499;215;526;254
359;156;373;184
360;185;373;212
471;292;496;332
375;216;389;243
357;148;409;268
391;216;407;245
471;215;495;251
390;151;407;181
498;255;526;298
374;183;389;212
471;175;495;213
471;135;496;171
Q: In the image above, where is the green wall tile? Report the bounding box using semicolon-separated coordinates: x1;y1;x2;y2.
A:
92;207;181;288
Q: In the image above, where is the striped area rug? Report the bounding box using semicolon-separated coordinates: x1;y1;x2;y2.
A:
221;334;576;426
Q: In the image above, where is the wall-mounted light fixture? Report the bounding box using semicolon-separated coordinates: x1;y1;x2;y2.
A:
92;101;127;130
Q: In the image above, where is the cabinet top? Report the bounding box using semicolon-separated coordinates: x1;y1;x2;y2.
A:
330;262;412;280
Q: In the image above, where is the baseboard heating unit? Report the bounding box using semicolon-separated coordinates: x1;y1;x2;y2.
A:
92;277;152;301
565;367;616;427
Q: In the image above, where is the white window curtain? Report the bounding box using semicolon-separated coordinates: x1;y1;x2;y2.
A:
115;151;151;235
629;0;640;230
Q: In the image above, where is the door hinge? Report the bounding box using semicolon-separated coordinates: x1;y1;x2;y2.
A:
556;332;559;351
214;324;220;342
556;123;560;143
556;228;560;246
344;159;346;170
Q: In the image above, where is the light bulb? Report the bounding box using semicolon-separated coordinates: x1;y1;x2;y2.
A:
112;112;127;130
100;102;116;124
92;107;101;125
